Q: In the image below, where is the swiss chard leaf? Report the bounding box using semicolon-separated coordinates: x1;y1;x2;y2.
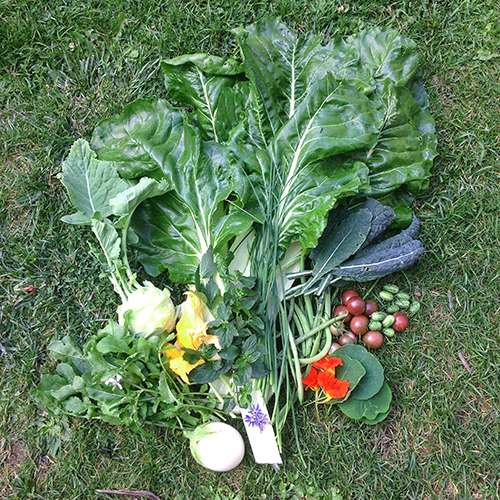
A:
161;54;245;142
92;99;188;181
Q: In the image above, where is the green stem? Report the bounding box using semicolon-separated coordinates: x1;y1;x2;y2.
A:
294;314;344;344
298;324;332;365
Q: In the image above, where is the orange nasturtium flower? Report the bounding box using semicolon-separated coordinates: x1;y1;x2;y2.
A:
302;354;349;402
302;367;320;391
162;291;220;384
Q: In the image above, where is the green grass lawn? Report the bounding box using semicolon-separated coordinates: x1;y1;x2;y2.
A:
1;0;500;498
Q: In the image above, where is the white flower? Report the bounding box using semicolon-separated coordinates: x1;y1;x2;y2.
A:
104;374;123;390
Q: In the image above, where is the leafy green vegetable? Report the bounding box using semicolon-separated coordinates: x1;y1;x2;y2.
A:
335;344;385;401
47;17;436;444
92;18;435;286
35;322;224;434
338;382;392;422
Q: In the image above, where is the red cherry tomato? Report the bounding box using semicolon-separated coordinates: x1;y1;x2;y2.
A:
342;289;359;306
346;296;365;316
392;312;409;332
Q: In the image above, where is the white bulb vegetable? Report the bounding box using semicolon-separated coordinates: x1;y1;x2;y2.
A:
190;422;245;472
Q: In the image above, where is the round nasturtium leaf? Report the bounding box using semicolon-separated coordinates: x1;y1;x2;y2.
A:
338;382;392;421
336;344;384;400
329;353;366;403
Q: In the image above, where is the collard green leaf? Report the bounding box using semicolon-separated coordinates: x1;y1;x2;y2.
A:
336;344;384;400
58;139;129;224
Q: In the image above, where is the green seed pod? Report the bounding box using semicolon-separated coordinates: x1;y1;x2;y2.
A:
396;292;411;301
379;291;394;302
382;327;395;337
382;315;395;327
386;304;400;314
383;284;400;294
395;299;410;309
370;311;387;322
368;320;383;331
409;302;421;315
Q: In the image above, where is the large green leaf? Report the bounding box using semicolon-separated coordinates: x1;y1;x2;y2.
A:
92;99;188;181
268;76;382;251
348;28;419;86
162;54;245;142
336;344;385;400
338;382;392;421
362;85;438;196
130;140;256;281
233;17;375;142
58;139;129;224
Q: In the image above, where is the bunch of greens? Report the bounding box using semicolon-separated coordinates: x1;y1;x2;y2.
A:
37;17;436;449
36;323;224;435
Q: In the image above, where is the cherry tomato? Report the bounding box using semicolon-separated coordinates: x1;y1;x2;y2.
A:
346;296;365;315
333;305;352;324
342;289;359;306
364;299;378;317
350;315;369;335
362;330;384;349
392;312;409;332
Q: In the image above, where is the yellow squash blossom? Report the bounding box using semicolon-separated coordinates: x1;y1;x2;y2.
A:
163;291;220;384
176;291;220;350
162;344;203;384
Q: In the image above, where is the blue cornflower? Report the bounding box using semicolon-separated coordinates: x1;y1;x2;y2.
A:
244;404;269;431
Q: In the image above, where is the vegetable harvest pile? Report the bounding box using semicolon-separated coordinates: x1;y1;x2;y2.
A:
36;17;437;469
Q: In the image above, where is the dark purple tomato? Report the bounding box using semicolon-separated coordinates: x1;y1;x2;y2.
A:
346;296;365;316
338;334;356;346
364;300;379;317
362;330;384;349
350;315;369;335
333;305;352;324
342;289;359;306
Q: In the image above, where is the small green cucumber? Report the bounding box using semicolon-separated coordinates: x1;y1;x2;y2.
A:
368;320;383;331
379;291;394;302
383;284;400;294
395;299;410;309
396;292;411;301
382;327;395;337
386;304;400;314
371;311;387;322
409;302;421;315
382;315;395;327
